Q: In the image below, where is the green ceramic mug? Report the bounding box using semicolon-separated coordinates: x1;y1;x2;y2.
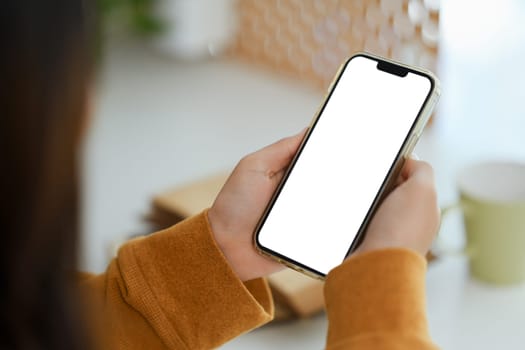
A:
441;161;525;285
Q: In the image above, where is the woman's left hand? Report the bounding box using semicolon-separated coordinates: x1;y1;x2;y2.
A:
208;129;306;281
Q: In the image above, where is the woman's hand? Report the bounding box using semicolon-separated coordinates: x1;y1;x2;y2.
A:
353;158;440;257
208;129;306;281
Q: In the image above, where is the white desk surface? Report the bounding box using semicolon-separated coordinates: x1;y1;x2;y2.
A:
83;1;525;348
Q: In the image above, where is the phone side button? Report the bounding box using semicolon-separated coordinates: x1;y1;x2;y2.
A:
407;134;419;153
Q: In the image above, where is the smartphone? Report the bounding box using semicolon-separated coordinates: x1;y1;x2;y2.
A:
254;53;440;279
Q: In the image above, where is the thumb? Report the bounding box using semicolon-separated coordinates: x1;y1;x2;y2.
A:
253;128;307;172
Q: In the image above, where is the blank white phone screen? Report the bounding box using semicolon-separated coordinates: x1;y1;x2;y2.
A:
256;56;432;275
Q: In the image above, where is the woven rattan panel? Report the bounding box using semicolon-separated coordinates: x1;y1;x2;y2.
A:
233;0;440;89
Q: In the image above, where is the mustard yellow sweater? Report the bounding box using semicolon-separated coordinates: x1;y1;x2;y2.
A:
80;211;438;349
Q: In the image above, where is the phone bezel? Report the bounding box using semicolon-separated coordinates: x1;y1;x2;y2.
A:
253;52;440;280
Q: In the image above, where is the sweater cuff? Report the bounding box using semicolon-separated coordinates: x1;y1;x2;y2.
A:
324;248;432;348
117;210;273;349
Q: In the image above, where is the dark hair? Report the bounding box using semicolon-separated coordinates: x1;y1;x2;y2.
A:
0;1;94;348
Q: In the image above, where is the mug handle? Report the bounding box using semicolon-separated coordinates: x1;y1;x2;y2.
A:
434;203;476;258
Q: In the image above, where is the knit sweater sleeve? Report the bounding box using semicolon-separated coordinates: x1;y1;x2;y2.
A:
324;248;439;349
79;210;273;350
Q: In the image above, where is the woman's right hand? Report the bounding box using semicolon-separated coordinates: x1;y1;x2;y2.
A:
352;158;440;257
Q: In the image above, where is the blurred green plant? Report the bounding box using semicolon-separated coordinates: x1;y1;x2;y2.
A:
98;0;165;36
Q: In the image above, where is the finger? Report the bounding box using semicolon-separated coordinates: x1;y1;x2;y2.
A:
405;159;435;185
253;128;307;172
398;158;415;182
400;158;419;179
390;156;429;187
